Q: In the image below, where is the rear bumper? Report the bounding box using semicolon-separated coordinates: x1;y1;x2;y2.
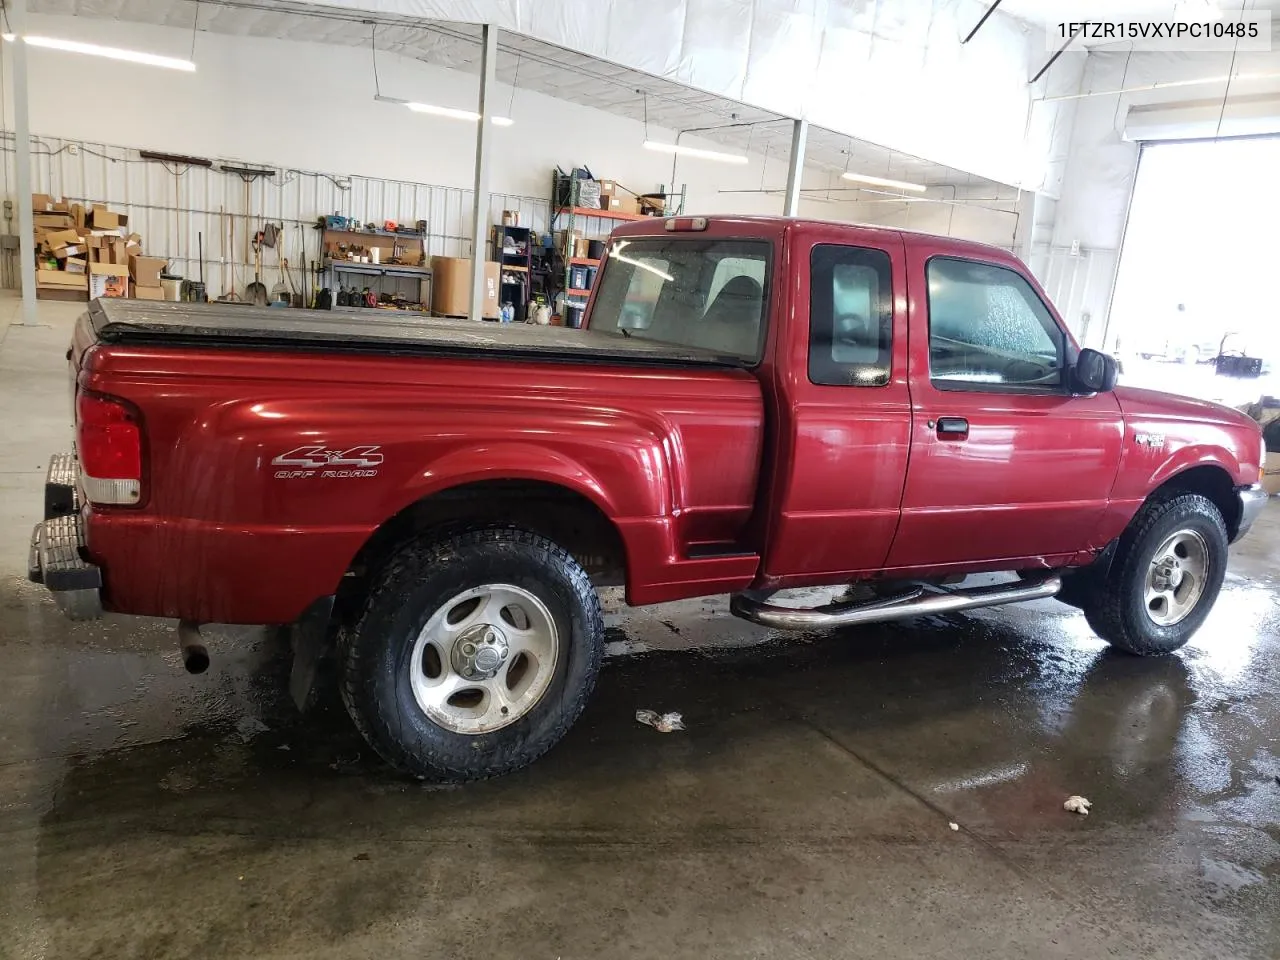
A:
28;454;103;619
1234;483;1269;543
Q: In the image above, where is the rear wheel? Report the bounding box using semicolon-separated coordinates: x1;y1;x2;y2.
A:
340;526;603;780
1082;493;1227;655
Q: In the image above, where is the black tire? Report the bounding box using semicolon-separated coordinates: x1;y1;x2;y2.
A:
1082;493;1227;655
339;526;603;781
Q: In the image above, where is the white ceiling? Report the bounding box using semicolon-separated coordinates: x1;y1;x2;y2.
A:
998;0;1280;48
27;0;1008;190
998;0;1280;27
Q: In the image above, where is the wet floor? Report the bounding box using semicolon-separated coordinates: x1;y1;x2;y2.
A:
2;300;1280;958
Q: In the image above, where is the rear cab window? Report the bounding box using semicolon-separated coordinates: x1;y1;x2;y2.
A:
588;238;771;362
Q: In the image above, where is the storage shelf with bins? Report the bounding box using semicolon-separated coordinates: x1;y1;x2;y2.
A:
550;172;686;321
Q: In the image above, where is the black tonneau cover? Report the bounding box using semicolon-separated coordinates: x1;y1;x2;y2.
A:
88;300;749;369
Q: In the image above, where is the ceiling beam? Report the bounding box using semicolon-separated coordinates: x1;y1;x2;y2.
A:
962;0;1004;44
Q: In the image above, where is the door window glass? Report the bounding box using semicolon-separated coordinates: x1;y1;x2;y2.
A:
809;244;893;386
927;257;1064;389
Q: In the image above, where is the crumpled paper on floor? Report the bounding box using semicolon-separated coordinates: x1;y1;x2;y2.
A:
636;709;684;733
1063;795;1092;816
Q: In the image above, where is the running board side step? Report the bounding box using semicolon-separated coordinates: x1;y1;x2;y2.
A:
729;575;1062;630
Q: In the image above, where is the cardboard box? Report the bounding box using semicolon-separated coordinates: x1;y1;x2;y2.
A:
32;193;55;212
598;179;617;197
637;195;665;215
111;238;128;265
71;203;86;229
573;238;591;259
131;281;164;300
89;262;130;299
35;213;74;230
53;244;85;259
603;195;640;215
64;257;87;274
430;256;499;318
36;268;88;290
130;255;165;287
90;204;128;230
1263;452;1280;497
45;228;82;247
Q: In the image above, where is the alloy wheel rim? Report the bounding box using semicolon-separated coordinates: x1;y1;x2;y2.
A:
1143;529;1209;627
409;583;559;734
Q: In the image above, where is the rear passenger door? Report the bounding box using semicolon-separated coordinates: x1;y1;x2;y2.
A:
762;232;913;584
885;243;1124;570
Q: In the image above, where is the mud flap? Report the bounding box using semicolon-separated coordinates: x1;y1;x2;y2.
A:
287;596;336;712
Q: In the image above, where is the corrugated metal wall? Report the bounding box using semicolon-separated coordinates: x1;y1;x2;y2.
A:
1029;244;1117;348
0;131;550;299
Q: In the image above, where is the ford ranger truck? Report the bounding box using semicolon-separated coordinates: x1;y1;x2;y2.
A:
29;216;1268;781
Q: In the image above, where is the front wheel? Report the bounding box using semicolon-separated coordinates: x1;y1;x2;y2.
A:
340;526;604;780
1082;493;1228;655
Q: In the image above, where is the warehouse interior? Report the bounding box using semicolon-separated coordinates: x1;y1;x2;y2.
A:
2;0;1280;957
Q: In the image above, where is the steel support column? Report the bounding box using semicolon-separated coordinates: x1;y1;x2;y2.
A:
469;23;496;322
783;119;808;217
10;0;37;325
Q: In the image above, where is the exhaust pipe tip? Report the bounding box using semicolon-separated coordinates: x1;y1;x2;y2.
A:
177;620;210;674
182;643;210;674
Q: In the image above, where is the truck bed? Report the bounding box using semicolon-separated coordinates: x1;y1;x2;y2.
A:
87;300;749;368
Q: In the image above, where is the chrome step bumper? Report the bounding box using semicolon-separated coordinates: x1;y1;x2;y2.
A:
730;575;1062;631
27;453;102;620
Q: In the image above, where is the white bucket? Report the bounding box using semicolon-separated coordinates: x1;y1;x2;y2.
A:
161;278;183;301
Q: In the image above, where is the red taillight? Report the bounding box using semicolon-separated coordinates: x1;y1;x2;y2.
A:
77;390;142;505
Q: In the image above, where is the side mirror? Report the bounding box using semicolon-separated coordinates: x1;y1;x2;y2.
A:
1072;347;1118;394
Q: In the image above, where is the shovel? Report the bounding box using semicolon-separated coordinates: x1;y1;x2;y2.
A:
245;234;268;306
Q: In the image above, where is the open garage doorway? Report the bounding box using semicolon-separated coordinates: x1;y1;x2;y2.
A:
1108;136;1280;406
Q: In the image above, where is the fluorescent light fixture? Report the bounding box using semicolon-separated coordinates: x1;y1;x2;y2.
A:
375;94;512;126
20;35;195;71
841;172;927;193
1040;71;1280;102
642;140;748;165
405;101;484;121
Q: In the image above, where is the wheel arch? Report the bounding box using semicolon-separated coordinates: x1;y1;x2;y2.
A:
335;479;630;625
1150;464;1240;539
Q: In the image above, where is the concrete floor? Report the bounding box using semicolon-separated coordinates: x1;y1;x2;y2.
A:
2;295;1279;960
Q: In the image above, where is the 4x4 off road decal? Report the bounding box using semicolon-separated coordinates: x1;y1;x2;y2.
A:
271;445;383;479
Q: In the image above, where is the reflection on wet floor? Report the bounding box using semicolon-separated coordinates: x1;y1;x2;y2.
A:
3;549;1280;958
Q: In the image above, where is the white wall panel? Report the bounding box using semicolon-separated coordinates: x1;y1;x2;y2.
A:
0;131;548;298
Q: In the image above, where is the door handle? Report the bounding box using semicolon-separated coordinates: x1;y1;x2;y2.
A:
935;417;969;439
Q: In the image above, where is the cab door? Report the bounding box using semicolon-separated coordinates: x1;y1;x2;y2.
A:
760;228;912;586
884;241;1124;571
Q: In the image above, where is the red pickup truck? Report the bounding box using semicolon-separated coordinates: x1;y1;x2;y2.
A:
30;216;1267;781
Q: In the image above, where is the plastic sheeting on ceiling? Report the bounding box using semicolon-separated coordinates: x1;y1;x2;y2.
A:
283;0;1076;192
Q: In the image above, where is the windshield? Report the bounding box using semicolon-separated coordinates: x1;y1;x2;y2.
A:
587;238;771;362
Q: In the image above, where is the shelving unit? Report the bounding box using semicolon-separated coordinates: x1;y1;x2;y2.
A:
549;173;687;321
558;205;648;223
320;225;429;311
492;224;533;322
